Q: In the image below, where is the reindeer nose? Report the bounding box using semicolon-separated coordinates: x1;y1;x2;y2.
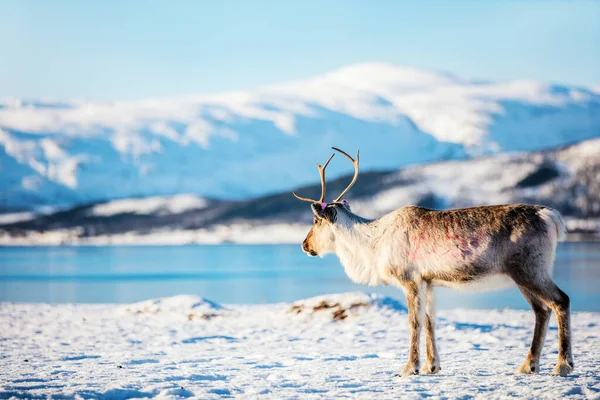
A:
302;240;310;252
302;240;318;256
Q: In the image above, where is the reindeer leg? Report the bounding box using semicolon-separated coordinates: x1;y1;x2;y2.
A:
515;287;550;374
397;281;423;377
513;279;573;376
421;281;441;374
543;283;574;376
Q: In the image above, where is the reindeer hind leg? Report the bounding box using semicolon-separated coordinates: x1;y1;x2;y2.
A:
515;286;550;374
510;270;573;376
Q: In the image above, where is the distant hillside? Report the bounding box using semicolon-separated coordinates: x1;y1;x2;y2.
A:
1;138;598;245
2;63;600;211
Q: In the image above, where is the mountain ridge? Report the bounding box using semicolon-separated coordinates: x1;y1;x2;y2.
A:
1;63;599;211
1;137;598;245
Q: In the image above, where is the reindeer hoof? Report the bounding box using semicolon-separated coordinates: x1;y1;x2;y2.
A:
420;363;441;374
515;361;538;375
552;360;574;377
396;363;419;377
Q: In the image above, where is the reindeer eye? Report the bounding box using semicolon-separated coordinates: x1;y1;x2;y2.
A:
313;217;318;224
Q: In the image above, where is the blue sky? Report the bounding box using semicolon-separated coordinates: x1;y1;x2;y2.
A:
1;0;599;101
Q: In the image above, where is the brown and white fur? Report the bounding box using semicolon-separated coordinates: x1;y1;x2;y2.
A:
296;148;573;377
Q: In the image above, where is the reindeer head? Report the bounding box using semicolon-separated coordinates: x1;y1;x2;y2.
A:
293;147;360;257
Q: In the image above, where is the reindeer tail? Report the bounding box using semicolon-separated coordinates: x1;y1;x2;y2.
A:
539;207;567;242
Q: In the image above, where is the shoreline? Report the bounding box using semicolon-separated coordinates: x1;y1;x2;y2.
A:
0;230;598;247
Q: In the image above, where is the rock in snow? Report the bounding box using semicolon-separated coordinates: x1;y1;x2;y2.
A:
1;292;599;399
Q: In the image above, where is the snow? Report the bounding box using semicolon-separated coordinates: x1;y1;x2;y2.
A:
90;194;209;217
1;292;598;399
559;137;600;169
0;223;310;246
268;63;600;152
0;206;59;226
1;136;598;245
1;217;597;247
0;130;85;189
0;212;35;225
2;63;600;210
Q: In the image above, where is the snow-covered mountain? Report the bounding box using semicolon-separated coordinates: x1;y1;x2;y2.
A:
1;63;600;211
1;138;598;245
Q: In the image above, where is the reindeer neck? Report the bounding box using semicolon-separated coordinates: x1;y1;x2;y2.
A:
330;212;382;285
332;217;374;243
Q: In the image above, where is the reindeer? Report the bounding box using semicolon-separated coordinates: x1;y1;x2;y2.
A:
293;147;573;377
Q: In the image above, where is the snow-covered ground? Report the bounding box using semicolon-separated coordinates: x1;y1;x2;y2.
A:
1;292;599;399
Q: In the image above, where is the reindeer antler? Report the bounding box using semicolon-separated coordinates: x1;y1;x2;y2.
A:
292;153;335;203
332;147;360;203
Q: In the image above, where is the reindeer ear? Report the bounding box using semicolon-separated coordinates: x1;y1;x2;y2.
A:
312;203;336;221
311;203;327;218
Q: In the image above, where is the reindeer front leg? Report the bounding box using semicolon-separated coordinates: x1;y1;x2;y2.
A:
422;281;441;374
397;281;423;377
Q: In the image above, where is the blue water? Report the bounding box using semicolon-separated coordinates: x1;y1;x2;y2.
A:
0;242;599;311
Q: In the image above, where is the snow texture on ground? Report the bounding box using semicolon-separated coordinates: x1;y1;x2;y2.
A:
1;292;599;399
